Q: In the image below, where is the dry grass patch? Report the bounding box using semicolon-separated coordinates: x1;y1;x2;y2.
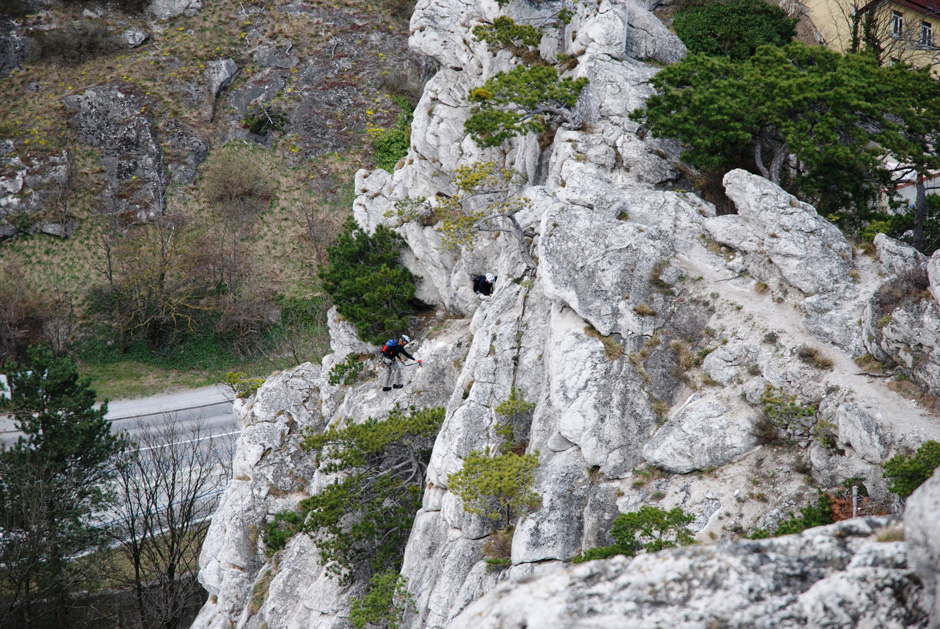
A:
584;326;624;360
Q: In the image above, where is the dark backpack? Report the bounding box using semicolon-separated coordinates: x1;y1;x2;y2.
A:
381;339;398;357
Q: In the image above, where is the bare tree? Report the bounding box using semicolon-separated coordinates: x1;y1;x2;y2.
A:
108;414;233;629
88;212;214;352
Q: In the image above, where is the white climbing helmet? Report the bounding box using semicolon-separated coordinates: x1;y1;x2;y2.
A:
485;273;496;283
401;334;411;344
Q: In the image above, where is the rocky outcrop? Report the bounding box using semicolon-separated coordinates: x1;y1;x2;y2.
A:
149;0;201;20
0;16;26;78
201;59;238;122
448;517;927;628
64;84;165;223
906;469;940;628
193;0;940;624
0;149;76;239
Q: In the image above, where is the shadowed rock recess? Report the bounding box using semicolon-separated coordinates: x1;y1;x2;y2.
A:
193;0;940;627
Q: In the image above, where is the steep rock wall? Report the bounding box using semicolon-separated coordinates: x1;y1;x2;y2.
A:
193;0;940;626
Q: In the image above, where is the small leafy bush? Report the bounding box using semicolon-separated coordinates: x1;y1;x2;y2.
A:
584;326;624;359
760;386;816;433
372;97;413;173
883;440;940;498
349;571;415;629
328;353;372;386
243;107;289;136
264;406;444;584
748;492;834;539
573;506;695;563
203;148;275;221
319;218;419;345
448;447;540;527
472;17;542;60
226;371;265;399
494;388;535;454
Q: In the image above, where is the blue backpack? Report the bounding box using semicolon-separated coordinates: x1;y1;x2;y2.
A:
381;339;398;357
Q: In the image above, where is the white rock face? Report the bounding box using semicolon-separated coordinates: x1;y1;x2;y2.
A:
708;169;854;297
149;0;201;20
448;518;927;629
642;396;757;473
906;469;940;628
193;0;940;622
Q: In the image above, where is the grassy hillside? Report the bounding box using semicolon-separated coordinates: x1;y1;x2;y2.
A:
0;0;418;397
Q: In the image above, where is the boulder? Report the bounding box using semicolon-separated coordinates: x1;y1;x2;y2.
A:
623;0;687;64
448;517;927;628
539;204;676;337
254;45;299;69
162;121;207;185
642;396;758;473
202;58;238;120
149;0;202;20
121;28;149;48
64;85;165;222
707;169;854;297
876;233;926;276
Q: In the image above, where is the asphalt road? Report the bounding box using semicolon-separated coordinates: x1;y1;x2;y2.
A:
0;384;239;448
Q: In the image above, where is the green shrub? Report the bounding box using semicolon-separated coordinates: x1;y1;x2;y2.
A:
349;571;415;629
319;218;419;345
573;506;695;563
494;388;536;453
372;97;413;173
465;66;588;147
472;16;542;58
226;371;266;399
673;0;797;60
883;440;940;498
760;386;817;433
263;406;444;584
748;493;834;539
448;447;540;527
243;107;289;136
328;353;371;386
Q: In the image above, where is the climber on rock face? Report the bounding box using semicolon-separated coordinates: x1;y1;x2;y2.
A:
473;273;497;300
380;334;420;391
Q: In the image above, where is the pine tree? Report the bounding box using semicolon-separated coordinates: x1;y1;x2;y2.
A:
0;345;125;628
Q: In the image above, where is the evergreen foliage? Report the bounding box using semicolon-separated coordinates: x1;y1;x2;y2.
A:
573;506;695;563
882;440;940;498
436;162;537;270
673;0;797;60
263;406;444;585
494;388;535;454
632;43;940;243
465;65;588;147
225;371;266;399
349;571;416;629
328;353;371;386
319;218;419;345
0;346;125;625
472;17;543;58
748;493;834;539
448;447;540;527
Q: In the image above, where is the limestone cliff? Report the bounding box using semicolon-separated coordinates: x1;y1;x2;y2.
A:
193;0;940;626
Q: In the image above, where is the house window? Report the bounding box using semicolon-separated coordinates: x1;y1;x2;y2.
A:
893;10;904;37
922;21;933;46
